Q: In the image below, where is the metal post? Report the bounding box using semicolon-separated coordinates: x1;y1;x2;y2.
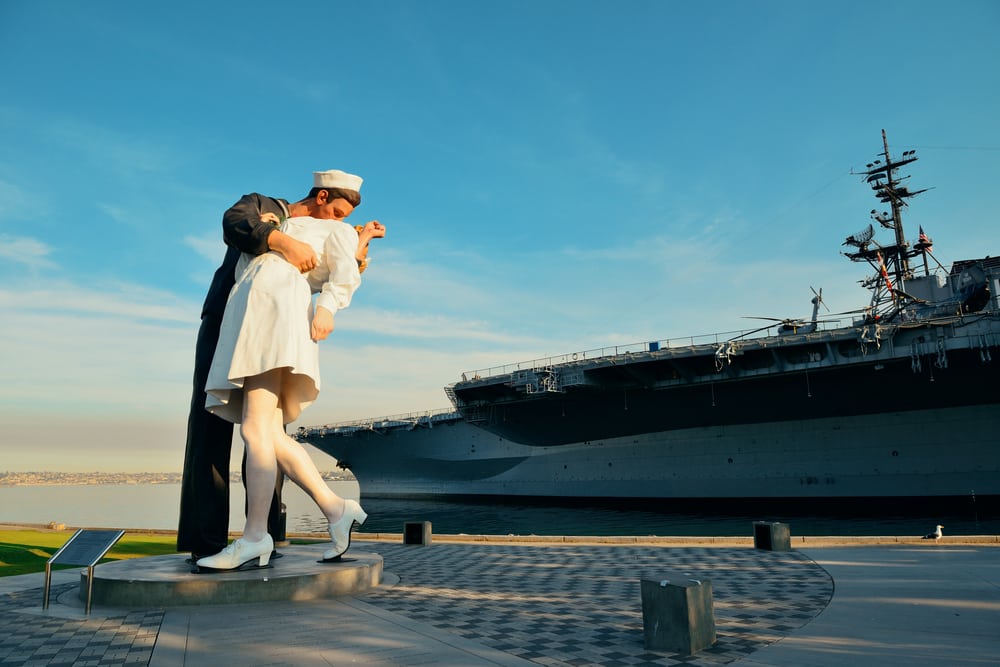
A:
42;562;52;610
85;566;95;614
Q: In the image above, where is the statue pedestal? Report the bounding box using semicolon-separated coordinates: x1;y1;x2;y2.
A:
79;543;382;608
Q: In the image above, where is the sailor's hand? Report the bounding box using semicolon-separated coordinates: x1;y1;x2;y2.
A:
285;237;318;273
260;212;280;225
311;306;335;341
268;231;318;273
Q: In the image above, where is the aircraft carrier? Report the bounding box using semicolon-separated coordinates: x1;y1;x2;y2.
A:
298;131;999;502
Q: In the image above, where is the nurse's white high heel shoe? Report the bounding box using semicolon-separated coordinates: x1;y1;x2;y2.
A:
196;534;273;571
323;499;368;561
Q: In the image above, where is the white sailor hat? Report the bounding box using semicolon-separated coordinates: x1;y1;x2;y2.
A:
313;169;363;192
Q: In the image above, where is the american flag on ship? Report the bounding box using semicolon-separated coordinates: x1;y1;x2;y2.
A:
918;225;933;252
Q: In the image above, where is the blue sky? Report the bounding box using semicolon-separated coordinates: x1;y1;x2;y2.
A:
1;1;998;472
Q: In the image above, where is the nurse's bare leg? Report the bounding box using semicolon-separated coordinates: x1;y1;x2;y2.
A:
271;375;366;559
273;418;346;523
195;369;279;570
239;369;282;542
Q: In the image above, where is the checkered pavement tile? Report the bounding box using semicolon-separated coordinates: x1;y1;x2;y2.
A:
0;584;163;667
0;542;831;666
362;543;832;666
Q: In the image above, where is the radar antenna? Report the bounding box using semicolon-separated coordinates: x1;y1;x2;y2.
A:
843;224;875;250
845;130;931;319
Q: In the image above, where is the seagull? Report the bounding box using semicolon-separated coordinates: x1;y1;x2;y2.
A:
922;524;944;541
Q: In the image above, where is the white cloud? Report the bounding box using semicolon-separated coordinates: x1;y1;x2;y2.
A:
184;232;226;264
0;282;196;323
0;300;197;416
0;234;56;269
343;307;516;344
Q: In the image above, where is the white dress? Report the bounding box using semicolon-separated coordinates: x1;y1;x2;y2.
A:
205;216;361;424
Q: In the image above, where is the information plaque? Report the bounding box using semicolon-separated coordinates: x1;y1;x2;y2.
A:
43;529;125;613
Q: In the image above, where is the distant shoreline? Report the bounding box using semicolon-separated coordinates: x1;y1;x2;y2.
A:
0;471;356;486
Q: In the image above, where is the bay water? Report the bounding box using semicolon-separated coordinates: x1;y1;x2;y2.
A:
1;483;996;538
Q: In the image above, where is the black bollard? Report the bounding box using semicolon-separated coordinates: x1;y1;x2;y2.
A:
403;521;432;545
753;521;791;551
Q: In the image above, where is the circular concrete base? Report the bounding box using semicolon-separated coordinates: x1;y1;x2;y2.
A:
80;543;382;608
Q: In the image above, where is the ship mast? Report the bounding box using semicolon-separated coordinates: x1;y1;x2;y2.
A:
882;130;910;275
843;130;930;316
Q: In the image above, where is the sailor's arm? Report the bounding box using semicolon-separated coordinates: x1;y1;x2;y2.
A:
222;194;317;272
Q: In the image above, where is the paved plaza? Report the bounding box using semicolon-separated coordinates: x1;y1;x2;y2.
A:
1;537;997;666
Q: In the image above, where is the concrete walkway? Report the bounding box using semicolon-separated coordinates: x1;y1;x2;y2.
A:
739;545;1000;666
1;539;997;666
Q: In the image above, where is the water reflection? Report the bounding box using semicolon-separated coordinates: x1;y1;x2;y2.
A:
0;482;991;538
289;489;997;537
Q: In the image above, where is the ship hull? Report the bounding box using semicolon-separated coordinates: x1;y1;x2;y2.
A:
303;402;998;499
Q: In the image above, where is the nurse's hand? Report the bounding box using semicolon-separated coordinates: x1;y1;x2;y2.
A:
311;307;335;341
359;220;386;240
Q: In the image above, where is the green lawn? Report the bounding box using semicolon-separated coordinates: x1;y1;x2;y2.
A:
0;529;326;578
0;529;179;577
